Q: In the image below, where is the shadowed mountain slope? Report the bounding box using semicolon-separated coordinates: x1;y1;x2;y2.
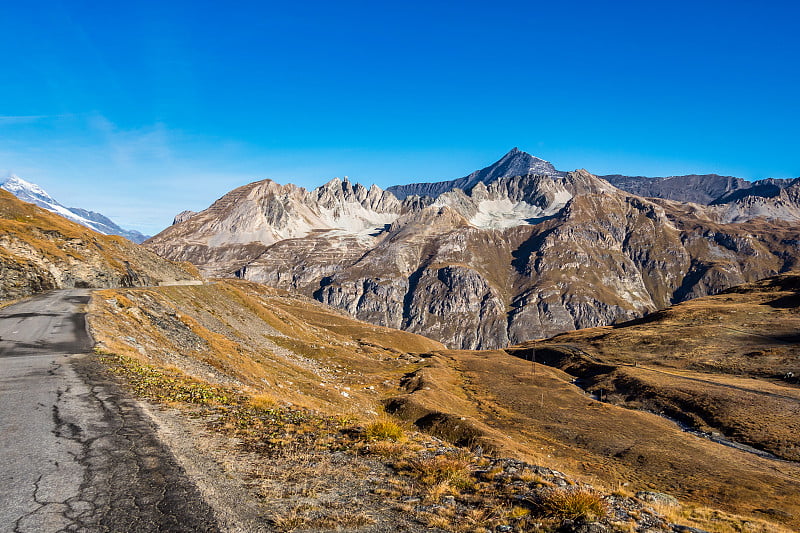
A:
602;172;798;207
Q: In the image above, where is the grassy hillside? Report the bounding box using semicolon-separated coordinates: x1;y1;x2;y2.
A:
510;273;800;461
0;189;196;300
386;274;800;530
90;279;444;414
87;276;799;532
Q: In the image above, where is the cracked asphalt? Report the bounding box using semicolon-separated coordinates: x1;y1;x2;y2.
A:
0;290;220;532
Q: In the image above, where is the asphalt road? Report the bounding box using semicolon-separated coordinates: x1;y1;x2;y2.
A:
0;290;220;532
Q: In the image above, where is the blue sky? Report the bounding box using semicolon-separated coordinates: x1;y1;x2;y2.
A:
1;0;798;234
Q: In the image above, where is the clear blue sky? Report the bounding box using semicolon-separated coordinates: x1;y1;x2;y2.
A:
1;0;798;234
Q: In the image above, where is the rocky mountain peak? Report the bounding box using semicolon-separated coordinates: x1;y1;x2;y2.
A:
386;149;563;201
1;174;56;204
173;210;197;225
146;153;800;353
313;177;398;213
465;148;560;188
562;169;619;196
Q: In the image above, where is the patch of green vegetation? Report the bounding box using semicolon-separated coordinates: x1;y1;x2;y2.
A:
97;350;238;405
96;349;353;454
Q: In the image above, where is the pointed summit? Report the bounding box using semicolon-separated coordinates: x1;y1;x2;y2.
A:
386;148;562;200
461;148;559;190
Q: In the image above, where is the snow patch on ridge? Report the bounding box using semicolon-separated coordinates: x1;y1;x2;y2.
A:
468;199;548;229
317;203;399;234
2;175;53;201
457;189;572;230
202;198;399;248
1;174;149;242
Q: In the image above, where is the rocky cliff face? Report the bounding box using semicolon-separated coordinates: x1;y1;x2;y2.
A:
308;178;795;349
0;190;197;301
145;151;800;349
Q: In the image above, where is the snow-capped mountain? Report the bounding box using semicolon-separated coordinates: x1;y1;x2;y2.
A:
0;175;149;243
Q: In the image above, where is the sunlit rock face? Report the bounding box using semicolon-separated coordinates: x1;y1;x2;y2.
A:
146;150;800;349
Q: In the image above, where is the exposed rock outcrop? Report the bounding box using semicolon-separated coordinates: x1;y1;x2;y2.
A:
144;150;800;349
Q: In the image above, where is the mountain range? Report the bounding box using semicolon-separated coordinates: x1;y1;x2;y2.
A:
0;175;149;243
1;153;798;531
145;149;800;349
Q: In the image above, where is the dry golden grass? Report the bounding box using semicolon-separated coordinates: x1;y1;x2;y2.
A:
248;392;278;410
365;415;406;442
390;347;800;531
90;280;444;420
666;505;797;533
533;487;608;520
366;440;408;458
96;340;681;533
270;504;375;532
403;450;474;489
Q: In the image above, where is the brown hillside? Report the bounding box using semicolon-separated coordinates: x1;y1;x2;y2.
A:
386;273;800;529
89;280;709;532
88;276;799;531
0;189;196;300
89;279;445;414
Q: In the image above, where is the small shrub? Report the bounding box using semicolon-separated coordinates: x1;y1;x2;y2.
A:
534;487;608;520
271;504;312;531
508;505;530;519
367;440;407;458
425;480;456;501
365;416;405;441
406;451;474;489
